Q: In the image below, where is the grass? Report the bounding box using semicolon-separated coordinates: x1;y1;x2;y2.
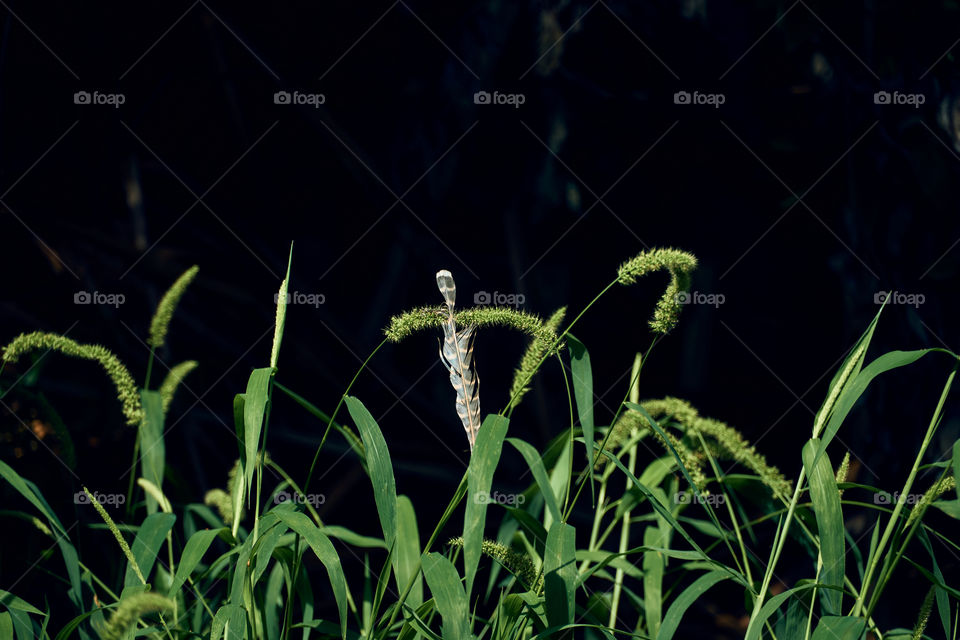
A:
0;248;958;640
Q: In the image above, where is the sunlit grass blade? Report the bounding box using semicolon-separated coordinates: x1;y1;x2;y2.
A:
543;521;576;631
814;349;945;466
345;395;399;585
273;509;350;639
421;552;471;640
643;526;665;635
507;437;561;524
138;391;165;515
123;512;175;588
397;495;424;609
463;414;509;600
656;570;729;640
810;615;865;640
802;438;844;615
168;528;226;596
567;335;595;479
242;368;274;506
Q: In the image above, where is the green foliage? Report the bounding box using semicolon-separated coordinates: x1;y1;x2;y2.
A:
147;265;199;348
1;247;958;640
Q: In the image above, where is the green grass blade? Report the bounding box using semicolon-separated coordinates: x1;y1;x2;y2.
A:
643;526;665;635
802;438;844;615
543;521;576;630
139;390;165;514
242;368;274;504
745;583;830;640
167;528;225;596
656;570;729;640
815;349;940;467
124;512;176;587
397;495;424;608
344;396;399;581
0;591;43;617
567;335;595;472
421;552;471;640
273;508;350;639
810;616;865;640
812;300;886;438
507;437;560;524
463;414;509;600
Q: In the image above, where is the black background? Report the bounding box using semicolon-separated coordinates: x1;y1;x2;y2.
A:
1;1;959;635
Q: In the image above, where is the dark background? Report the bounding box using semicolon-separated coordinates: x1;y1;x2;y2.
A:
1;1;959;635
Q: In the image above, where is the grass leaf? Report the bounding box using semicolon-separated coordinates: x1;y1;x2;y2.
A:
802;438;844;615
543;521;576;630
463;414;509;600
421;552;471;640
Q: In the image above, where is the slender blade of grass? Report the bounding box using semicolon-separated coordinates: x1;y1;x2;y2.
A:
242;368;274;504
507;437;561;524
397;495;424;608
123;512;176;588
567;335;595;478
656;570;729;640
344;395;399;586
273;509;350;639
168;528;225;596
802;438;844;615
421;552;471;640
463;414;509;600
809;615;865;640
543;521;576;630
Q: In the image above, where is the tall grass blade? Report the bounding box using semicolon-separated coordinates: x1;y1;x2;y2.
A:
656;570;729;640
344;395;399;586
273;509;350;639
421;552;471;640
507;437;561;524
242;368;274;506
123;512;175;588
810;616;865;640
567;335;595;474
543;521;576;631
802;438;844;615
397;495;424;608
463;414;509;600
139;390;165;514
167;528;224;596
